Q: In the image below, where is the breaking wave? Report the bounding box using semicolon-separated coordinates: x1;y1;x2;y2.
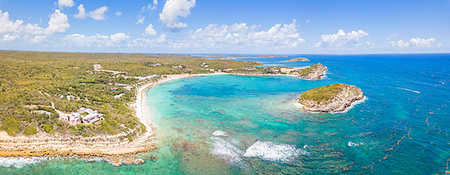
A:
209;131;244;166
0;157;48;168
348;141;363;147
243;141;307;162
398;87;421;94
212;130;228;137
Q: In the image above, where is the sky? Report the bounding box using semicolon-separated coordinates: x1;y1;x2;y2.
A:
0;0;449;54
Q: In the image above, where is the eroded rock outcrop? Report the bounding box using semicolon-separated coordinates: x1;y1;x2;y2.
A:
298;63;327;80
296;83;364;113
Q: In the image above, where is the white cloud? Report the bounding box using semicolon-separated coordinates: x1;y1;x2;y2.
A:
316;29;369;48
58;0;74;8
2;33;19;41
23;9;70;35
144;24;157;36
305;19;311;24
45;9;70;34
65;33;129;47
28;35;46;43
22;23;45;35
0;10;24;34
386;33;398;40
76;5;109;20
110;33;129;43
115;12;122;16
0;9;69;42
156;33;166;43
136;17;145;24
145;0;158;11
88;6;108;20
391;37;437;48
159;0;196;30
142;0;158;11
128;34;167;47
390;40;410;48
74;4;87;19
172;20;304;50
410;37;436;48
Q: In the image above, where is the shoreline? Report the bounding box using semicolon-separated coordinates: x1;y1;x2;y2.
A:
294;96;367;114
0;72;295;165
135;73;229;132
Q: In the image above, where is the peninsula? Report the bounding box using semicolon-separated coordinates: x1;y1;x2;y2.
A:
296;83;364;113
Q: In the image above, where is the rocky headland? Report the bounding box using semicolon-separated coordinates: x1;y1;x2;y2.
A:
283;57;310;62
296;83;364;113
297;63;327;80
280;63;327;80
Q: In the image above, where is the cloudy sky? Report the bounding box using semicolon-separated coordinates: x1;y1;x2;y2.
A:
0;0;449;54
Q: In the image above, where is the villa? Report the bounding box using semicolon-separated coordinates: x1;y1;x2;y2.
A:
69;113;81;125
114;93;124;98
201;62;209;67
83;113;101;123
68;108;103;125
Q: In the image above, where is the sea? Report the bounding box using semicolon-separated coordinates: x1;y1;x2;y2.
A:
1;54;449;174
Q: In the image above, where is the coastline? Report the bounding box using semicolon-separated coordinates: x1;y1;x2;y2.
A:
0;72;294;165
135;73;228;132
294;96;367;114
0;74;220;159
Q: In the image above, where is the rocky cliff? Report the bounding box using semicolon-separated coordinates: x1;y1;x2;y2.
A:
297;63;328;80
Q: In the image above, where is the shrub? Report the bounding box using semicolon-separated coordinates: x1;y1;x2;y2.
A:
24;125;38;135
1;119;20;136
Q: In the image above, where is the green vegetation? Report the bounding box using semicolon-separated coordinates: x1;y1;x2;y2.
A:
299;63;322;76
0;51;260;137
24;125;38;135
299;83;346;104
284;57;309;62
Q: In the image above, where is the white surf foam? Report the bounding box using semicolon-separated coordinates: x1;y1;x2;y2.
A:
84;157;105;162
212;130;228;137
243;141;306;162
348;141;363;147
398;87;421;94
209;136;244;166
0;157;48;168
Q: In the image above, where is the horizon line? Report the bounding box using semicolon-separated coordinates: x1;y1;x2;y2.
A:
1;49;449;56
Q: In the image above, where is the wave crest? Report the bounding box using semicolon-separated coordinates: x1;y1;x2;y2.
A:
0;157;48;168
243;141;306;162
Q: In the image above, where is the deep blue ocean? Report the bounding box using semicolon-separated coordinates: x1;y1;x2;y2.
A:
1;54;449;174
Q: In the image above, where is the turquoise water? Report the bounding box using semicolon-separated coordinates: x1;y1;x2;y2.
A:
1;54;449;174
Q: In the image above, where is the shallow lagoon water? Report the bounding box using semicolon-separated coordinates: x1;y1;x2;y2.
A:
1;54;449;174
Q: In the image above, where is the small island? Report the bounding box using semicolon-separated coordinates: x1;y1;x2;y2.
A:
296;83;364;113
208;55;224;58
283;57;310;62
